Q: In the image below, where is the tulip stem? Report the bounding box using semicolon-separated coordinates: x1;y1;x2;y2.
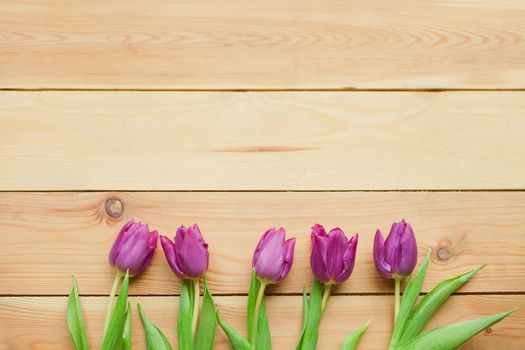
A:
251;279;268;345
321;283;333;313
191;278;200;337
104;270;123;335
394;277;401;323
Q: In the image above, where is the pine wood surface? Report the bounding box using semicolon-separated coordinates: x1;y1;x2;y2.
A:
1;91;525;191
1;191;524;296
1;0;525;89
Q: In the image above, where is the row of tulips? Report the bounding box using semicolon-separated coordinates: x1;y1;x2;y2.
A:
67;219;514;350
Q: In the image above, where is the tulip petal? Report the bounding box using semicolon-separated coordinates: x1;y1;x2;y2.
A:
160;235;184;278
326;228;348;281
109;220;135;265
374;229;392;278
279;237;296;282
114;223;150;274
397;223;418;277
253;228;286;282
384;221;406;275
252;228;273;267
310;229;330;283
177;230;209;278
336;233;358;283
311;224;328;237
189;224;204;242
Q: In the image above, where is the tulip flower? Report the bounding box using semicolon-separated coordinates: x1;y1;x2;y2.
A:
310;224;358;313
160;224;209;279
252;227;296;284
296;225;363;349
249;227;296;345
109;220;159;277
105;220;158;333
160;224;210;337
373;219;417;321
310;224;358;285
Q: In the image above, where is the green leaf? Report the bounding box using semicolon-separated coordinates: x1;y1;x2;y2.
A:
194;274;217;350
217;312;254;350
340;320;370;350
298;280;323;350
101;271;129;350
295;286;309;350
398;264;486;345
67;276;89;350
389;251;431;348
178;279;193;350
138;303;174;350
247;269;258;344
256;296;271;350
122;301;132;350
397;309;515;350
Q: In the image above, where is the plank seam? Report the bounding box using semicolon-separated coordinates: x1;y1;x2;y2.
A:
1;88;525;92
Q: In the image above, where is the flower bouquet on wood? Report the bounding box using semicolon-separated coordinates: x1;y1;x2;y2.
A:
65;219;514;350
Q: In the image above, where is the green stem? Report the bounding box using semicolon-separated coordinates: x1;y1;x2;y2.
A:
191;278;200;337
250;279;268;345
104;270;123;334
394;277;402;323
321;283;333;314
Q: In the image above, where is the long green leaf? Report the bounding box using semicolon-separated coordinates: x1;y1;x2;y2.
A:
295;286;309;350
389;251;431;348
247;269;258;344
217;312;254;350
299;280;323;350
138;303;174;350
178;279;193;350
397;309;515;350
67;276;89;350
340;320;370;350
194;275;217;350
398;264;485;345
256;297;271;350
123;301;132;350
101;271;129;350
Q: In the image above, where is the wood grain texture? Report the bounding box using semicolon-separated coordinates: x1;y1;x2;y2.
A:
2;91;525;190
1;0;525;89
1;191;524;295
0;295;521;349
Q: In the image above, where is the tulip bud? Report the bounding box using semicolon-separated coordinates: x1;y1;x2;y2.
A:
161;224;209;279
373;219;418;279
252;227;296;283
109;220;158;277
310;224;358;284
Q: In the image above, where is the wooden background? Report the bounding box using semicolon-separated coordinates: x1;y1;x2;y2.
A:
1;1;524;349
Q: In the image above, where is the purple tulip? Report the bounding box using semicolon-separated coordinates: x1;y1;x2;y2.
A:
109;220;158;277
161;224;209;279
252;227;296;283
310;224;358;284
374;219;418;279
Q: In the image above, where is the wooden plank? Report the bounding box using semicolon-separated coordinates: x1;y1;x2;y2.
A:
2;91;525;190
0;295;521;349
1;1;524;89
1;191;524;295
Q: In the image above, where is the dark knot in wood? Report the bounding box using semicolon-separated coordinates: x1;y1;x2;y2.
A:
436;246;452;261
105;198;124;218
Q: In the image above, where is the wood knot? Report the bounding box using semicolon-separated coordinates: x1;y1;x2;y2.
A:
105;198;124;218
436;246;452;261
485;327;493;334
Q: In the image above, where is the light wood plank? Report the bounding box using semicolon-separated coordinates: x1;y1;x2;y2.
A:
0;295;521;349
1;191;524;295
2;91;525;190
1;0;525;89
